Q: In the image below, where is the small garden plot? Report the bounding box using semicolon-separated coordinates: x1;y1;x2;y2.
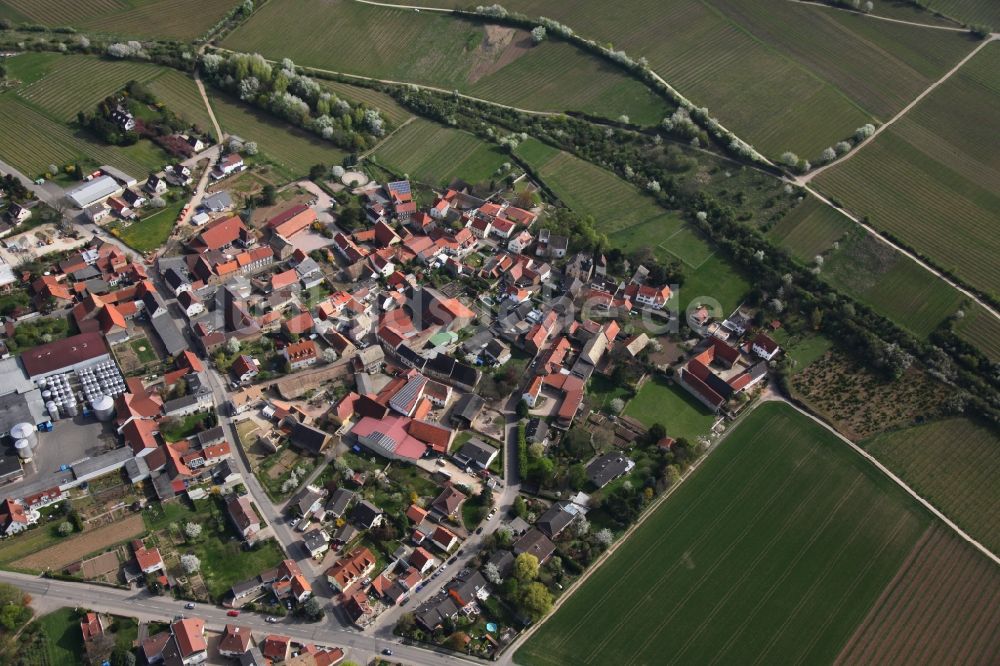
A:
586;374;633;415
151;498;285;601
128;336;157;364
109;199;184;253
11;514;145;572
33;608;85;665
159;410;219;443
257;448;316;500
623;375;716;441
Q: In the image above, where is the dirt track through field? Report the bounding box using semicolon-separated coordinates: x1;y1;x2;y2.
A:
13;515;145;571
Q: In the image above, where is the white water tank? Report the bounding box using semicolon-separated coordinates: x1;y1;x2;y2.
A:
14;439;32;462
46;401;60;421
92;394;115;422
9;422;36;448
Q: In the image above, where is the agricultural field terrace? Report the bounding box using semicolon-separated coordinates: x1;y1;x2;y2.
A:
222;0;669;124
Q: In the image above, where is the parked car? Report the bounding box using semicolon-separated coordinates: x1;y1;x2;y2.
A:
227;610;240;617
184;603;195;610
266;617;278;624
475;527;484;535
382;649;393;656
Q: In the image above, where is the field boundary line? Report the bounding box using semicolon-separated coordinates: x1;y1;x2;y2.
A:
505;401;768;662
769;396;1000;566
784;0;967;31
834;525;938;665
800;34;998;185
787;512;915;666
800;186;1000;324
657;226;716;270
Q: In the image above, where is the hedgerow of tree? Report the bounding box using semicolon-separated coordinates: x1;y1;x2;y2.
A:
200;52;388;152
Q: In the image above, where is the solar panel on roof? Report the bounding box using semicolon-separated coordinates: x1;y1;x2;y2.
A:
387;181;411;195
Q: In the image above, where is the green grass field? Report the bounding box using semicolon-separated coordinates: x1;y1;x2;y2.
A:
112;200;183;252
773;330;833;375
147;69;215;134
209;92;346;180
15;54;167;121
0;0;240;39
677;253;750;314
768;196;854;261
623;375;717;440
371;118;507;185
954;302;1000;363
319;80;413;126
516;401;930;666
34;608;85;665
222;0;668;124
822;229;963;339
864;417;1000;555
816;42;1000;298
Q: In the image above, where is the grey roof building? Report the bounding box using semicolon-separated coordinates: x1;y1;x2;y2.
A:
454;437;498;470
586;452;635;489
201;191;234;212
150;310;187;357
326;487;355;518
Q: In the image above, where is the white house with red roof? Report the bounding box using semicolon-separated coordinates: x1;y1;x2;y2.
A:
213;153;245;179
467;216;492;239
752;332;781;361
132;539;165;574
508;230;533;254
0;499;36;536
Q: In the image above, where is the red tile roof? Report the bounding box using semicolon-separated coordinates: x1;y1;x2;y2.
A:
284;311;314;335
406;419;452;454
194;215;247;251
267;204;316;238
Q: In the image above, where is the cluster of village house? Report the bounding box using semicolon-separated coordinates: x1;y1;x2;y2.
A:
0;153;785;659
82;610;345;666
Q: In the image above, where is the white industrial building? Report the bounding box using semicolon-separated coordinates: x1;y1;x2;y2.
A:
65;176;122;209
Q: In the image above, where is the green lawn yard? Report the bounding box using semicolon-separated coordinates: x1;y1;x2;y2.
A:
623;375;716;440
111;200;183;253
